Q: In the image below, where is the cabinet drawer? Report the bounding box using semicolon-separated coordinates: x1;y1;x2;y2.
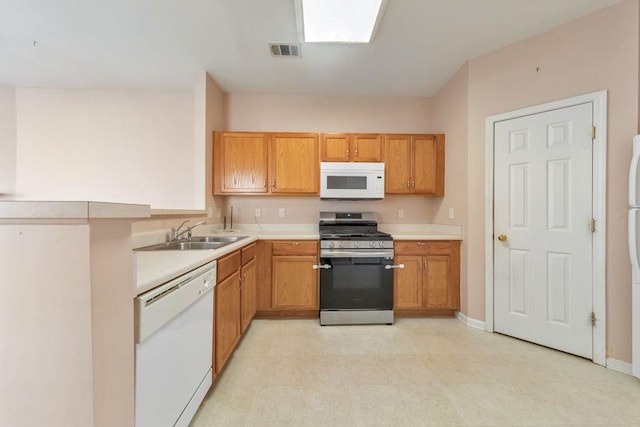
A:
217;250;241;283
395;241;429;255
272;241;318;256
241;243;256;265
395;241;454;256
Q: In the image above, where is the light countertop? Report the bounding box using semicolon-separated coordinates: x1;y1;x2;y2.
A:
0;200;150;220
135;236;258;294
135;223;462;295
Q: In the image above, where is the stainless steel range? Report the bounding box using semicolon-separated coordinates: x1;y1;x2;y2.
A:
317;212;402;326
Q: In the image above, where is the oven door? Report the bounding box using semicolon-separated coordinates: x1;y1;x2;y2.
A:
319;249;394;310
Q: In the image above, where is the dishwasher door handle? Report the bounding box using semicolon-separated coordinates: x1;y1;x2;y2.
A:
312;264;332;269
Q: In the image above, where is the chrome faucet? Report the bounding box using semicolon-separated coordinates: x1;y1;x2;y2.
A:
171;220;206;241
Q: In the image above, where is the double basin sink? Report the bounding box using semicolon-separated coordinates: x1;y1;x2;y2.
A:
137;235;249;251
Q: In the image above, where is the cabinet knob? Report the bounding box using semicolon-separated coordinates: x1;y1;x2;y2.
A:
263;180;266;188
354;148;358;156
407;181;410;189
385;264;405;270
346;149;349;158
272;179;276;189
312;264;331;270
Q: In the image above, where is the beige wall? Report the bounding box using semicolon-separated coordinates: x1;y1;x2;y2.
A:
431;64;470;314
204;72;227;224
223;93;444;225
0;86;16;196
442;0;639;362
0;224;94;427
225;93;433;133
89;222;136;427
226;195;441;225
132;72;227;236
14;88;195;209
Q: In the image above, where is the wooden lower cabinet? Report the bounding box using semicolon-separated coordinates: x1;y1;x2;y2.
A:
241;257;257;333
271;255;318;310
214;268;241;374
214;243;258;375
255;240;320;317
394;240;461;315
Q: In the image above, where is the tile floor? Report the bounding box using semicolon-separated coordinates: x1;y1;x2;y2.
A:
190;318;640;427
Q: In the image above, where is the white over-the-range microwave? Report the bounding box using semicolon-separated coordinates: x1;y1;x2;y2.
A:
320;162;385;200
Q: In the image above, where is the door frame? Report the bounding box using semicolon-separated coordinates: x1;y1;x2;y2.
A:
484;90;607;366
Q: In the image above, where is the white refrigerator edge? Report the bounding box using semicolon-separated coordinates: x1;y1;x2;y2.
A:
627;135;640;378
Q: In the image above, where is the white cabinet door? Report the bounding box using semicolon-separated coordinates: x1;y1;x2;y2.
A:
494;102;593;359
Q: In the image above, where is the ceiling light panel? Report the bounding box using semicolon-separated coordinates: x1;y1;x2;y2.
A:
300;0;385;43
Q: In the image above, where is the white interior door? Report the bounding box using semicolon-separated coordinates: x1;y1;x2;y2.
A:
494;102;594;359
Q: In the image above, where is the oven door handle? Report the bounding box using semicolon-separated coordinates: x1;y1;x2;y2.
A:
320;249;394;258
384;264;405;269
312;264;332;269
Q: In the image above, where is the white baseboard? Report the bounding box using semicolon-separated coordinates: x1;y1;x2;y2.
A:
606;358;633;375
455;311;486;330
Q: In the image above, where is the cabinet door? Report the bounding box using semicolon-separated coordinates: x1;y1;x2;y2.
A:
383;135;412;193
214;132;269;194
352;134;382;162
423;255;453;309
271;133;319;194
321;134;350;162
272;255;318;310
215;270;241;374
394;256;423;308
241;258;257;333
413;135;437;195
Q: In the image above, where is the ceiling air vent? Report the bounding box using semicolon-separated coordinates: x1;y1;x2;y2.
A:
269;43;301;58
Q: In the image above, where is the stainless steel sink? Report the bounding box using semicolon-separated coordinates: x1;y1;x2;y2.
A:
136;241;228;251
136;235;249;251
190;235;248;243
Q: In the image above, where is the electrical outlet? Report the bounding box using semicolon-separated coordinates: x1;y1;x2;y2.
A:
448;207;455;219
217;208;221;218
255;208;261;217
398;209;404;218
279;208;285;217
207;207;213;219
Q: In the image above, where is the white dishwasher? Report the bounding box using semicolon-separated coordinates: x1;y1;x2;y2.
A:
135;260;216;427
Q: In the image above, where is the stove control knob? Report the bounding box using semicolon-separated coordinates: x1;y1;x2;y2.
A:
353;241;360;248
378;242;384;248
338;241;344;248
369;241;375;248
328;242;334;248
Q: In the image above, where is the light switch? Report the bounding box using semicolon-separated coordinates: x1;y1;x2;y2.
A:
255;208;261;217
207;207;213;218
398;209;404;218
449;208;455;219
279;208;285;217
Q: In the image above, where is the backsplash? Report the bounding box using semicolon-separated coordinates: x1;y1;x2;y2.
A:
225;195;444;224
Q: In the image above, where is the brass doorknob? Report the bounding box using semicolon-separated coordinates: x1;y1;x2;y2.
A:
497;234;508;242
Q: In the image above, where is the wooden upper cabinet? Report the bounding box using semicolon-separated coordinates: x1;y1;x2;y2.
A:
384;134;412;193
320;133;382;162
383;134;445;196
271;133;319;194
213;131;443;196
321;134;350;162
214;132;268;194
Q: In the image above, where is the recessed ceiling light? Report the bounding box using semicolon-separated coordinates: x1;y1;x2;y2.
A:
296;0;387;44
